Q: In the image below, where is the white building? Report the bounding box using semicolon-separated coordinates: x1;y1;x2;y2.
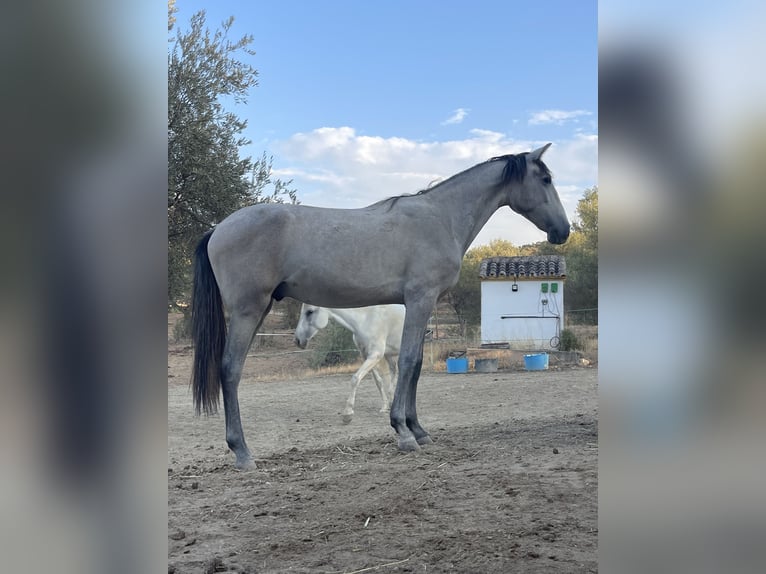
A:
479;255;566;349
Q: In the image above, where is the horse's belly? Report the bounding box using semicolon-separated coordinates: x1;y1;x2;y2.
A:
280;266;404;308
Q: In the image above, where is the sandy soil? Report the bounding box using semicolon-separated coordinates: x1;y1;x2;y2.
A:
168;337;597;573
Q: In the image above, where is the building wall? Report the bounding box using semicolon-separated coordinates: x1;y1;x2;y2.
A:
480;279;564;348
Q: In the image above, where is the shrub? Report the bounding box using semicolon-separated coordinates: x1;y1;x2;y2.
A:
558;328;582;351
307;321;358;368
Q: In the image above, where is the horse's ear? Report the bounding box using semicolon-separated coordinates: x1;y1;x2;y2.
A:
528;143;552;160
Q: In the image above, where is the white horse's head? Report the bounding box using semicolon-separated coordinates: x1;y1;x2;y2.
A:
505;143;570;245
294;304;330;349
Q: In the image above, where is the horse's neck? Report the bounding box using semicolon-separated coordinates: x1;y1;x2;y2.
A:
422;161;508;254
326;308;362;334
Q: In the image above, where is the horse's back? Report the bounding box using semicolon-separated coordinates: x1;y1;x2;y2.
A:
211;203;298;246
341;305;403;353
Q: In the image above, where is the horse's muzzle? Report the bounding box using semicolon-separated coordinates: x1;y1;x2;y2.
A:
294;337;307;349
548;225;570;245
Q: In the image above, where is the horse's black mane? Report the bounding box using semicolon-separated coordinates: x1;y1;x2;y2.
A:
370;152;551;210
489;152;552;185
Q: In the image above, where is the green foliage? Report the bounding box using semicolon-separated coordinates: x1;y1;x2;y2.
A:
167;10;298;307
445;187;599;332
445;258;481;336
558;328;582;351
563;186;597;319
307;321;358;368
518;186;597;321
573;186;598;242
168;0;176;31
463;238;520;264
446;239;520;335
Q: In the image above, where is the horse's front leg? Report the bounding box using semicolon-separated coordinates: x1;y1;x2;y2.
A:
369;364;391;413
390;300;435;451
342;352;383;424
384;355;398;411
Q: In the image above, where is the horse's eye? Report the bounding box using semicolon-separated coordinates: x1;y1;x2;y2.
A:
306;310;313;316
543;176;552;185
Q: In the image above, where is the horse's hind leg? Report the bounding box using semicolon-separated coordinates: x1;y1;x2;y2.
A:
221;299;272;470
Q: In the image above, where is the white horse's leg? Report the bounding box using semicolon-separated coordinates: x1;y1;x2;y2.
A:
369;362;391;413
342;352;383;424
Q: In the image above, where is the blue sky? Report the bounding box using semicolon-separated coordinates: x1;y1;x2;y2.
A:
174;1;597;247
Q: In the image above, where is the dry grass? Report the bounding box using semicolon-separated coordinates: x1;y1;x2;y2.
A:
567;324;598;362
423;341;529;372
168;311;598;385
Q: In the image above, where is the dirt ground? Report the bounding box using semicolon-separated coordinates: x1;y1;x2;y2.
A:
168;316;598;573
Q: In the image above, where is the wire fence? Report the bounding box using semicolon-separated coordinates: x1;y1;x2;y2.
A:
240;306;598;364
565;307;598;325
248;332;468;356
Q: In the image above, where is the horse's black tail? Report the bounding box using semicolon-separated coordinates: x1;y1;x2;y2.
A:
191;230;226;416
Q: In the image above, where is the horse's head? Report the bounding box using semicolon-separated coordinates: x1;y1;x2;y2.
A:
294;304;330;349
506;143;570;245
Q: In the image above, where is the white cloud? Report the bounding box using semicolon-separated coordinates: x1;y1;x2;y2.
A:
441;107;470;125
271;167;354;186
468;128;504;142
274;127;597;247
542;133;598;184
528;109;593;125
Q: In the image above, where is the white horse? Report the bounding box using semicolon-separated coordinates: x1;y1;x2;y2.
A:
294;304;405;424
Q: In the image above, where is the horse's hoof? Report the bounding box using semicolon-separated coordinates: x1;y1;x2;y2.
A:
341;414;353;424
397;436;421;452
234;458;256;471
416;434;433;446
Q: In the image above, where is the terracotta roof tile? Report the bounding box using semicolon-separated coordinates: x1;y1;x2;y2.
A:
478;255;566;279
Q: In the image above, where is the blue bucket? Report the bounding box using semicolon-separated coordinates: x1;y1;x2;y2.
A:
446;357;469;373
524;353;549;371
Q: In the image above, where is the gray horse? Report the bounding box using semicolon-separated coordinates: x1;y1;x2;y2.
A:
192;144;569;469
